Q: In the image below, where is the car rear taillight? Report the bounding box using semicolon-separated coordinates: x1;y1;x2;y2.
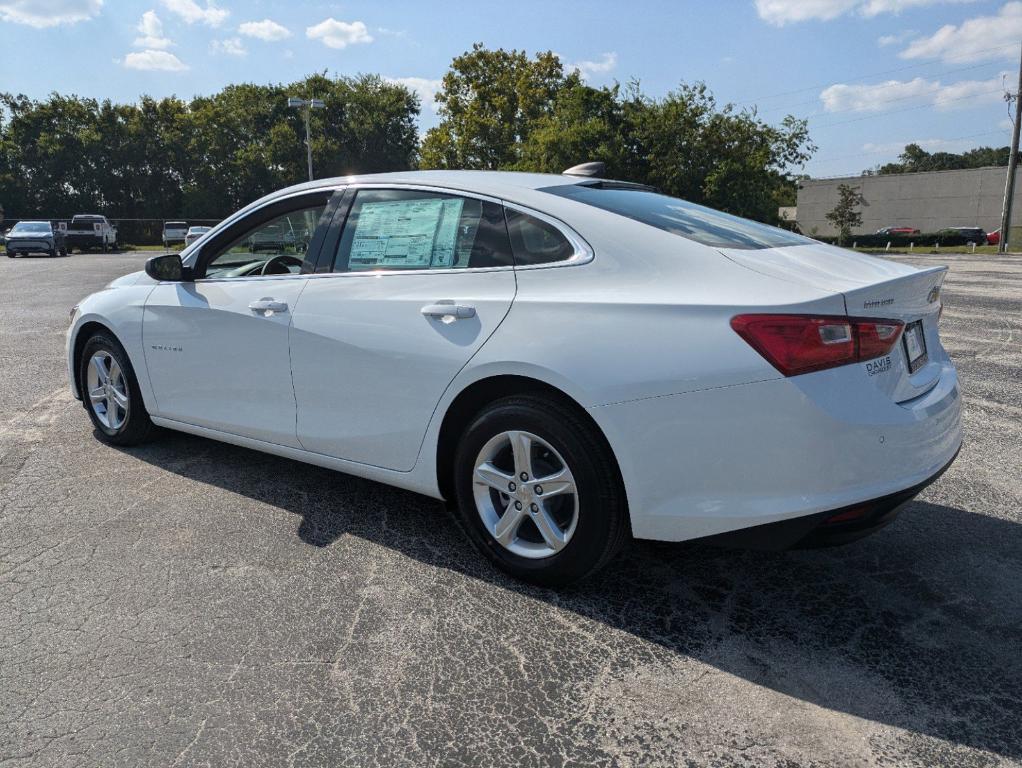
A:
730;314;904;377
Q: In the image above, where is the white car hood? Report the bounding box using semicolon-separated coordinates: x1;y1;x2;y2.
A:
719;242;916;293
105;270;156;289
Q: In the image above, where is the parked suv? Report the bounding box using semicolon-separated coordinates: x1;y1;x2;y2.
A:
940;226;987;244
5;220;67;257
162;221;189;248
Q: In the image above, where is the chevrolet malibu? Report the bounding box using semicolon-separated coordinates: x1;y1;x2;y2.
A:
67;170;962;585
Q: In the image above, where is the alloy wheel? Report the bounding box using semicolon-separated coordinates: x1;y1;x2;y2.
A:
472;430;579;559
86;351;129;431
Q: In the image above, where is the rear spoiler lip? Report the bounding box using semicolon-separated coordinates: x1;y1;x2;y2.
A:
840;265;947;319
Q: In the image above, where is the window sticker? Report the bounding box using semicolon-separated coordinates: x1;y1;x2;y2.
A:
349;197;465;270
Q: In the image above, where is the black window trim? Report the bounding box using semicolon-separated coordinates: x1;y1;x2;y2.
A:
502;200;594;269
308;183;593;278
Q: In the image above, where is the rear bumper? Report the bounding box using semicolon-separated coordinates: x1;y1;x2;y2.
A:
66;235;104;248
698;442;960;549
589;360;963;542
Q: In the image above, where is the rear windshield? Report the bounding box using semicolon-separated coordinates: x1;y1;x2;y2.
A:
541;183;812;250
71;216;101;225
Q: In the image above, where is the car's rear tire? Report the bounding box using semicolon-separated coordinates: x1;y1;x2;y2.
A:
79;332;155;446
453;395;628;586
60;246;68;256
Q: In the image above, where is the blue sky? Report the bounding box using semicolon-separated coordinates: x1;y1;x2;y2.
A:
2;0;1020;177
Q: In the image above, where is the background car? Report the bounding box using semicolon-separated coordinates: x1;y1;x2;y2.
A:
940;226;987;244
875;226;920;236
184;226;212;247
66;170;962;585
5;220;67;257
65;214;117;252
986;228;1001;246
248;222;286;252
162;221;189;248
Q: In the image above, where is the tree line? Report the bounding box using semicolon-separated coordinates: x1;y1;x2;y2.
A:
865;142;1011;176
0;45;814;234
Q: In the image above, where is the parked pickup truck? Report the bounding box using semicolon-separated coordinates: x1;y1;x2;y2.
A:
65;214;117;253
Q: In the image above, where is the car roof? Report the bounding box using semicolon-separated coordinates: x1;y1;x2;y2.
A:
267;170;588;202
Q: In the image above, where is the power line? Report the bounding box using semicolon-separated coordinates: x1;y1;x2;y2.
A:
732;41;1022;107
754;61;1009;118
812;88;1006;129
809;130;1011;165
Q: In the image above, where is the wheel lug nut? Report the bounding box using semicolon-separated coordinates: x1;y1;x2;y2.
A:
520;472;528;481
535;486;543;495
514;501;523;510
530;503;538;512
508;482;516;491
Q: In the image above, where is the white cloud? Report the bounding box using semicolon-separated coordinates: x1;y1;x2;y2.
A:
385;77;443;112
123;49;188;71
565;52;618;80
900;2;1022;62
210;36;245;56
0;0;102;28
756;0;972;25
820;74;1004;112
306;18;372;49
238;19;291;41
133;10;173;49
878;29;915;45
160;0;227;27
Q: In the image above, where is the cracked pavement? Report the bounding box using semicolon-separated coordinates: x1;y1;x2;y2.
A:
0;250;1020;767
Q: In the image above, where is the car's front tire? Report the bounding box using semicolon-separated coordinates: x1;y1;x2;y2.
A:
79;332;154;446
453;395;628;586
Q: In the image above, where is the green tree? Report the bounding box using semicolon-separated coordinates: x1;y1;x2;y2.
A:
422;46;815;222
0;74;419;227
870;142;1011;175
825;183;864;245
420;43;569;169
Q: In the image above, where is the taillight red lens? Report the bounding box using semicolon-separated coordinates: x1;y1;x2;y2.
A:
731;314;904;377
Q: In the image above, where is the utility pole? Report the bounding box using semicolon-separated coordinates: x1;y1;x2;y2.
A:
287;96;326;182
998;43;1022;253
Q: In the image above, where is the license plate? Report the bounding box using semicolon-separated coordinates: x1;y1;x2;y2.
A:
902;320;928;373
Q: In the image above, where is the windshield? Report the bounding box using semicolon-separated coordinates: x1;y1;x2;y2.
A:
541;183;812;250
11;222;50;234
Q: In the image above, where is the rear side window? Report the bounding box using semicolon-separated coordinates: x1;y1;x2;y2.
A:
504;209;578;266
541;183;812;250
333;189;513;272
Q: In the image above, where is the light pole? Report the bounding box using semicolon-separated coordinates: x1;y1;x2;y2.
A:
287;96;325;182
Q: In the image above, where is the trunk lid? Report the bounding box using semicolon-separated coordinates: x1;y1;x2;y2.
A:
720;242;947;403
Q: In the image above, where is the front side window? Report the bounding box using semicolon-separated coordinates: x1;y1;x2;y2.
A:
204;203;326;279
333;189;513;272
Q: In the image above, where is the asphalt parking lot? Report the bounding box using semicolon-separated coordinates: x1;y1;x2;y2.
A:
1;249;1020;767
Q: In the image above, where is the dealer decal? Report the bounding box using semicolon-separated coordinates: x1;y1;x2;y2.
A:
865;356;892;376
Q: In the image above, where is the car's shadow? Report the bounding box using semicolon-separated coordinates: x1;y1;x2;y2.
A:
118;431;1022;760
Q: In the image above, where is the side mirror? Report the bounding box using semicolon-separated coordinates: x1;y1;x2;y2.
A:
145;253;188;281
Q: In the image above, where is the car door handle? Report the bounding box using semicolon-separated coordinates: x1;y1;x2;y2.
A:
249;299;289;313
421;301;476;320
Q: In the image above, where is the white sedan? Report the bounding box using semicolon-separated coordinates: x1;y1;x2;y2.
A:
183;226;212;247
67;170;962;584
